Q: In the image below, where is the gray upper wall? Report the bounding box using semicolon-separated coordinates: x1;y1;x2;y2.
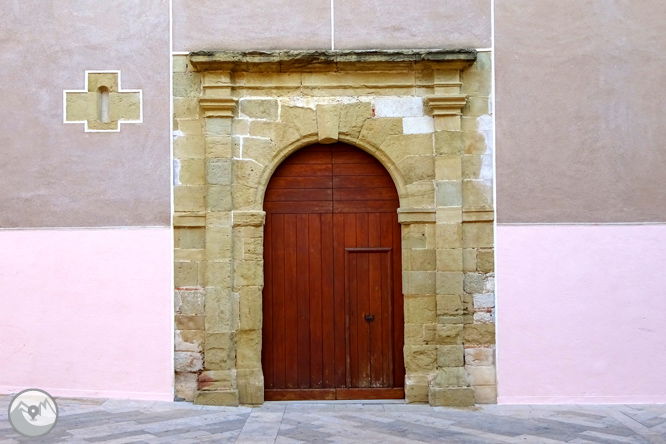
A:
172;0;491;51
0;1;171;228
495;0;666;223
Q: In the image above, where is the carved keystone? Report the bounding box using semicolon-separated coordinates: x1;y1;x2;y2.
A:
64;71;142;132
316;104;340;144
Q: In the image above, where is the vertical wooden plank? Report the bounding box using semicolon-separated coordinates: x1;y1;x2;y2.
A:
368;250;384;387
263;214;274;389
380;213;393;386
344;213;357;388
284;213;299;389
321;212;335;388
392;213;405;388
356;214;371;388
333;212;347;388
309;214;323;388
272;214;286;389
296;214;311;389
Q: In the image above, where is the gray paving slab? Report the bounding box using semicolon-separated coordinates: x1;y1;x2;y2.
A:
1;396;665;443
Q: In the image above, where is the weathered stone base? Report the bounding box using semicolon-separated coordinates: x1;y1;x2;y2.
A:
429;387;475;407
194;390;239;406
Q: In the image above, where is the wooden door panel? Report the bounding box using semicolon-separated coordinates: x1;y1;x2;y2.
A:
263;143;404;400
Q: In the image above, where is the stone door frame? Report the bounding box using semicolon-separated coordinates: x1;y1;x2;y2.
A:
172;50;497;406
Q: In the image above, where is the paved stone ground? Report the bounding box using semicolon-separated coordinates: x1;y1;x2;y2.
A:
1;394;665;443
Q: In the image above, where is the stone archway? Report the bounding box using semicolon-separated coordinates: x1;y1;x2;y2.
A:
172;50;497;406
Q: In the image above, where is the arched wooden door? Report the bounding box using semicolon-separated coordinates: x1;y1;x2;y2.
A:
262;143;405;401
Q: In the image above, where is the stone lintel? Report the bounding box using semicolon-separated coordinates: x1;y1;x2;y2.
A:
232;210;266;227
189;50;477;73
398;208;437;224
174;212;206;227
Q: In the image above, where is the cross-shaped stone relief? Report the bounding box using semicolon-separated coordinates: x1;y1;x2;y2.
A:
64;71;142;132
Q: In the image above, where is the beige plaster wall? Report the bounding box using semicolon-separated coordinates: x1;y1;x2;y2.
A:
495;0;666;223
0;1;171;228
172;0;491;52
334;0;491;50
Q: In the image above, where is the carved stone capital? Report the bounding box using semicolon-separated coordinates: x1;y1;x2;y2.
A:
426;95;469;118
199;97;236;118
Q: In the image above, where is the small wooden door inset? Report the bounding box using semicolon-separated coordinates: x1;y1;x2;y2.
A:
263;143;404;401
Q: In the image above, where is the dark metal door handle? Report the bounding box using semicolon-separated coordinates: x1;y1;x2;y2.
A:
364;314;375;322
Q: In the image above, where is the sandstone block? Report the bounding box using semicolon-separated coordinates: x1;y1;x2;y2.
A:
435;131;463;156
232;183;260;211
435;157;462;181
176;119;203;136
280;105;317;137
463;273;485;294
194;390;239;406
239;286;263;331
205;226;232;261
435;181;462;207
462;222;493;248
175;351;204;373
338;102;372;139
175;228;205;250
463;249;477;272
437;345;464;367
463;324;495;345
173;55;188;73
207;185;232;212
175;373;197;402
465;347;495;366
404;295;436;324
461;69;491;96
404;345;437;373
462;179;493;208
403;271;436;295
436;249;463;272
477;249;494;272
241;99;278;120
175;330;204;352
235;159;265;188
207;159;232;185
437;324;463;345
435;223;462;249
237;368;265;404
234;260;263;287
437;272;464;295
206;136;232;158
380;134;433;166
175;315;205;331
197;370;235;391
399;155;435;184
174;186;205;212
174;135;205;159
429;387;475;407
205;286;237;332
205;260;231;288
175;262;199;288
174;97;199;119
474;385;497;404
232;118;250;136
205;332;236;370
403;116;434;135
375;97;423;118
236;329;262;369
402;181;435;208
316;104;340;144
241;137;273;166
179;290;205;315
433;367;469;387
358;118;402;148
465;365;496;386
173;72;201;98
205;117;232;136
436;294;463;317
405;324;426;345
404;248;436;271
402;224;428;249
249;120;302;150
405;374;430;403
